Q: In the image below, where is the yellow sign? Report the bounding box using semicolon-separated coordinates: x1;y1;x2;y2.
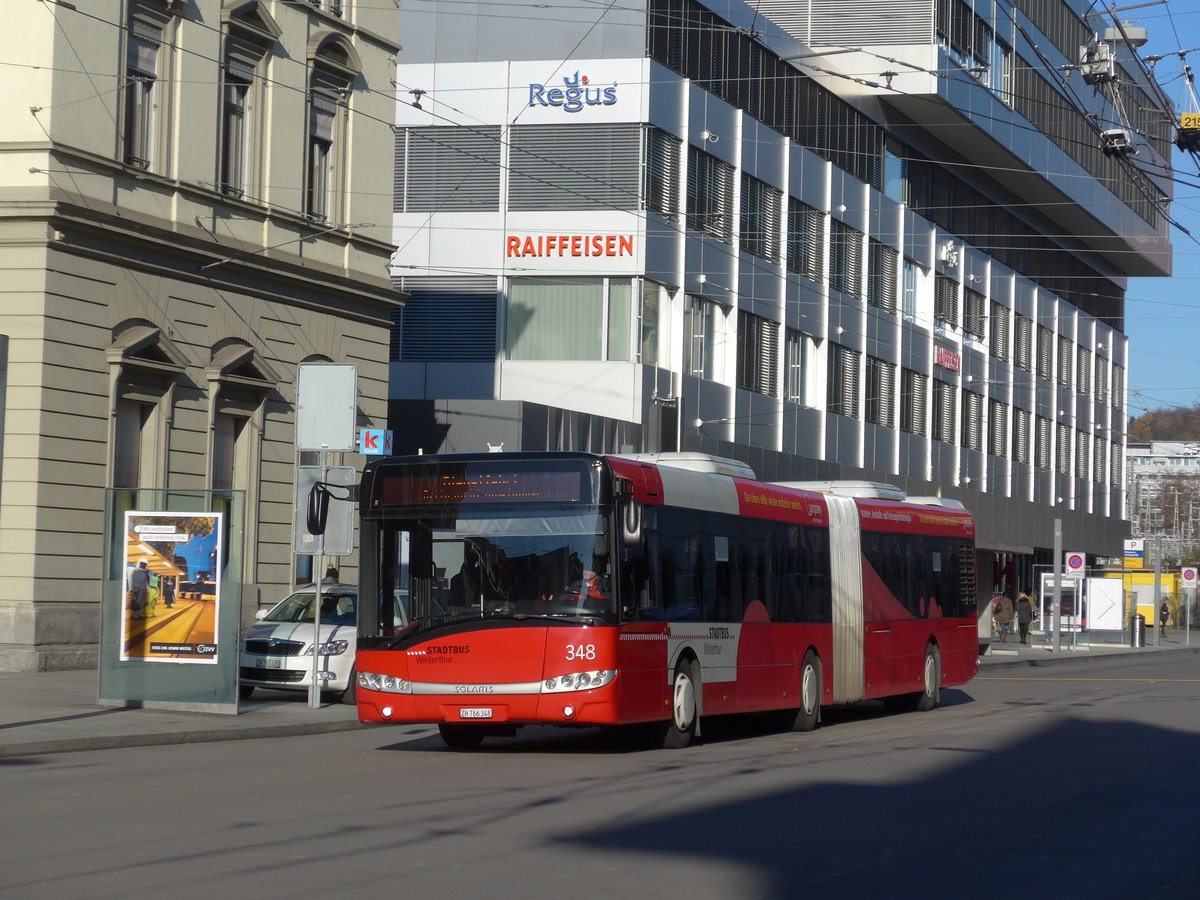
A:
1181;113;1200;129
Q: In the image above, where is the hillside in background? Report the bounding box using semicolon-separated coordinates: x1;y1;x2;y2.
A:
1128;403;1200;442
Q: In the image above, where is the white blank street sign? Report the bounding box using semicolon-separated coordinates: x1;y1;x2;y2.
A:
295;363;357;451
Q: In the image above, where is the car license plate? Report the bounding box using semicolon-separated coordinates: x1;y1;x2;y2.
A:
255;658;283;669
459;708;492;719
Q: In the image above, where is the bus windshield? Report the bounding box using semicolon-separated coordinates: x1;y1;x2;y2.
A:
379;509;616;633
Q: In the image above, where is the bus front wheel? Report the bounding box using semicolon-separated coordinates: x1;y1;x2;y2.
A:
661;658;699;749
885;644;940;713
784;650;821;732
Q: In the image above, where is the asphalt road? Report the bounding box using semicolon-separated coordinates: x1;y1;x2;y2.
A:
3;653;1198;899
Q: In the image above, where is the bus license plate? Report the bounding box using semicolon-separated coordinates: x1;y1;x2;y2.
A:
255;658;283;669
459;708;492;719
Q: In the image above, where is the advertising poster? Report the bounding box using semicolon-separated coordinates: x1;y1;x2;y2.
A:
121;511;223;664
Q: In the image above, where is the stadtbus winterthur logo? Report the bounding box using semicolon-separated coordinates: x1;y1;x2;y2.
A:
528;70;618;113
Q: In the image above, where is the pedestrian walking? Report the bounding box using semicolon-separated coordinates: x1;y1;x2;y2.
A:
995;592;1015;642
1160;599;1170;641
1017;589;1035;645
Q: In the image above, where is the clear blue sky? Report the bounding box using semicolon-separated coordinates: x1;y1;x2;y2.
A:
1125;4;1200;420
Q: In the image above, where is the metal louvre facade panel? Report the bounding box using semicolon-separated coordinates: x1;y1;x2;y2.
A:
826;495;865;704
645;126;681;217
394;276;497;362
736;311;779;396
508;123;640;211
753;0;932;46
787;199;824;281
398;126;501;212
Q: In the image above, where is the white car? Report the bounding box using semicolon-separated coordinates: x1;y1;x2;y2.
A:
239;583;358;704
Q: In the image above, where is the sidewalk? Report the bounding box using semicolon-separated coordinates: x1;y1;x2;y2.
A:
1;638;1196;758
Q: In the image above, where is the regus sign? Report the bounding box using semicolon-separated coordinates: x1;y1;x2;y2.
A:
528;70;617;112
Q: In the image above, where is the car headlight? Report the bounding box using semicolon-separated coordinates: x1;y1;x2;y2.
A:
303;640;349;656
542;670;617;693
357;671;412;694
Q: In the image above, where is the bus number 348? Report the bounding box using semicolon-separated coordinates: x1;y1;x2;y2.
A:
565;644;596;661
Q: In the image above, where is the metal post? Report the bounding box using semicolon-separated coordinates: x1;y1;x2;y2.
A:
309;448;329;709
1052;519;1062;654
1154;536;1162;647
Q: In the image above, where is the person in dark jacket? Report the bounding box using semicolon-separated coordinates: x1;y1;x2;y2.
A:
1017;589;1035;645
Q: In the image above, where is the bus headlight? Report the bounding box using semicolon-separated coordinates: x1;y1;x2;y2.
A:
357;671;412;694
542;670;616;693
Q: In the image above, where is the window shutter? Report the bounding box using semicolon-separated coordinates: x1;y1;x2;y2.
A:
402;126;501;212
510;123;640;211
989;400;1008;457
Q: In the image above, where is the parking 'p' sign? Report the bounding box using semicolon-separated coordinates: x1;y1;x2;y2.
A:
1065;552;1085;575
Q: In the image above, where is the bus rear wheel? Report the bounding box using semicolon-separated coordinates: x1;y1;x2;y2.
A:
439;723;485;749
884;643;940;713
660;658;699;749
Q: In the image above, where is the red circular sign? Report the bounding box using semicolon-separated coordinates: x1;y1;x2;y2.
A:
1184;569;1197;582
1067;554;1084;570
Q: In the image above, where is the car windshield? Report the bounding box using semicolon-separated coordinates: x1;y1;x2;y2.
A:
265;589;356;627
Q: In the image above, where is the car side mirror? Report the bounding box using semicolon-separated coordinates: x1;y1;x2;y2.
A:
255;608;268;620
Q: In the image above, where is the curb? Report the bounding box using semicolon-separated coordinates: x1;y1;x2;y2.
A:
979;643;1200;671
0;719;369;759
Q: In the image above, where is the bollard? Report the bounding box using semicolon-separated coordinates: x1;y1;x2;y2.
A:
1130;613;1145;648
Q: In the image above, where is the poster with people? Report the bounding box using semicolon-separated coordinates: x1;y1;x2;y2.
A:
120;511;223;664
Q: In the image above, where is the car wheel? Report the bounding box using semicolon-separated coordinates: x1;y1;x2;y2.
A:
239;684;254;700
340;671;357;705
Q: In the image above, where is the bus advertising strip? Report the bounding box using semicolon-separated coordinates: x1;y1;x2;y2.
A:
354;452;979;749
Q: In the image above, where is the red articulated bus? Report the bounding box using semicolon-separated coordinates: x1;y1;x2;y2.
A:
354;451;979;749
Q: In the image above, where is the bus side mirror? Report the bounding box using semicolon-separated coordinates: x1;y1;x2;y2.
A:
620;499;642;547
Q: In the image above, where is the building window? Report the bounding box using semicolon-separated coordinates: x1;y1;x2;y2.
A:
932;378;956;444
1113;364;1125;409
507;278;632;362
989;301;1009;360
1095;355;1110;402
989;400;1008;457
786;199;824;281
963;287;985;340
398;126;502;212
736;311;778;396
902;259;926;324
1036;326;1053;379
883;140;905;203
1057;336;1074;387
640;281;671;367
867;240;898;313
865;357;895;427
1111;439;1122;485
1035;415;1052;470
740;174;782;261
645;127;681;218
1014;315;1033;371
305;38;358;222
684;294;727;380
827;344;860;418
900;368;927;436
1078;347;1091;396
1093;437;1106;484
785;329;817;406
1013;407;1031;464
962;389;983;451
124;17;163;170
687;147;734;242
829;219;863;299
1076;430;1090;482
934;274;958;328
1056;423;1071;475
510;123;641;211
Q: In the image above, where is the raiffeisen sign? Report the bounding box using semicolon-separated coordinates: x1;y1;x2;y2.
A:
528;70;617;113
506;234;634;258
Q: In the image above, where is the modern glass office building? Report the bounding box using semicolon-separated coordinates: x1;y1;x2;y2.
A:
389;0;1174;596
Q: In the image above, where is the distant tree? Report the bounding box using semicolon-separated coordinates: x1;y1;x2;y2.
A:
1128;403;1200;442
